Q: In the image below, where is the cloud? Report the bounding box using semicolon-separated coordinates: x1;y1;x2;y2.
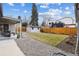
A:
64;7;71;15
65;7;70;10
37;3;49;5
8;3;14;6
64;11;71;15
40;5;48;8
40;3;49;8
39;8;75;24
42;3;49;6
64;6;72;15
11;9;19;11
39;8;62;20
58;3;61;5
24;10;27;13
39;9;62;16
21;3;25;7
59;7;62;10
49;9;62;16
51;3;61;6
72;6;74;11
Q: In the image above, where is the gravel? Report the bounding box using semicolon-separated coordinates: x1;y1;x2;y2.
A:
15;33;76;56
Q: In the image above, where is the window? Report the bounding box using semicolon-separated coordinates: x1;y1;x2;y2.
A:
0;24;3;32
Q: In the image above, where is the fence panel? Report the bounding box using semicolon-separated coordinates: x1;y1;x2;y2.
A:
16;27;26;32
40;27;77;35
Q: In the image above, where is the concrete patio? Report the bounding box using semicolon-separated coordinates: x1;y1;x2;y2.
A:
0;39;24;56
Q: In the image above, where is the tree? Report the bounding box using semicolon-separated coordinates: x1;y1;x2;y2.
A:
18;16;21;19
22;22;28;27
55;21;64;27
58;21;65;27
29;3;38;26
51;22;54;27
0;3;3;17
55;22;58;27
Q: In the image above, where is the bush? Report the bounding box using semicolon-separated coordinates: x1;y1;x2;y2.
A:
17;33;20;38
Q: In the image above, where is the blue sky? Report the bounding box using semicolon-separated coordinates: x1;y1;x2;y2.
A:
2;3;75;25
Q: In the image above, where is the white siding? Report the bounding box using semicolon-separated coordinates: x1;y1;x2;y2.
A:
31;28;40;32
27;27;40;32
9;24;16;33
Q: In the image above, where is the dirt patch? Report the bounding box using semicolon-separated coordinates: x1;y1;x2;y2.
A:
57;36;78;55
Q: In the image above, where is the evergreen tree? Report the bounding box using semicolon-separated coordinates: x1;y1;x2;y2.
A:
55;21;65;27
30;3;38;26
18;16;21;19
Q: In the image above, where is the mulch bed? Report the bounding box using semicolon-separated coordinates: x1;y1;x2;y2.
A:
57;36;79;55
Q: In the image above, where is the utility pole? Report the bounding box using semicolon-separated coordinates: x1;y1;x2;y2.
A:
74;3;79;55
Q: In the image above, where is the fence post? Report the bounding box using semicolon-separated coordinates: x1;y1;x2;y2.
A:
74;3;79;55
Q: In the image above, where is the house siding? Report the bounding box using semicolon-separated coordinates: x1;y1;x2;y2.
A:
9;24;16;33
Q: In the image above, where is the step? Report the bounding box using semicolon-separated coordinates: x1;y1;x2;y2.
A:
0;37;11;41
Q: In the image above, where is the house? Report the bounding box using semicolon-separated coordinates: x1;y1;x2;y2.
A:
27;25;40;32
0;16;19;36
0;4;23;38
64;24;76;28
47;21;76;28
45;19;76;28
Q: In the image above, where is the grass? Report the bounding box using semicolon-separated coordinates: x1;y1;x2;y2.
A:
28;32;68;46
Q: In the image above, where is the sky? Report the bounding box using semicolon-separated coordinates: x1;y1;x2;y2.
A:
2;3;76;25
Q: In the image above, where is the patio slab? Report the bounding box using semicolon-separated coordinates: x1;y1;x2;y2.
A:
0;39;24;56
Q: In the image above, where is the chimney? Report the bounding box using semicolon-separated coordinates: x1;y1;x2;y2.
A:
0;3;3;17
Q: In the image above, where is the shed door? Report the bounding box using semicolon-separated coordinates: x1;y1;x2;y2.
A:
3;24;9;32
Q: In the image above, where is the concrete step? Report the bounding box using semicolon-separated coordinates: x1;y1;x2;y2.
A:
0;36;11;41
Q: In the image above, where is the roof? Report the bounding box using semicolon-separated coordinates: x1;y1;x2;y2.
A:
28;25;40;28
65;24;76;25
0;16;20;24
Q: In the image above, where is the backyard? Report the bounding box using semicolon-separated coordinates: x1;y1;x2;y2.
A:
28;32;68;46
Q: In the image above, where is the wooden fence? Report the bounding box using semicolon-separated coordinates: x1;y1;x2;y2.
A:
40;27;77;35
16;27;26;32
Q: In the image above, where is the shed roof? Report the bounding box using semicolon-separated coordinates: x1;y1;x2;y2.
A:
0;17;20;24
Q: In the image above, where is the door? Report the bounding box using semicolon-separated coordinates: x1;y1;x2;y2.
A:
3;24;9;32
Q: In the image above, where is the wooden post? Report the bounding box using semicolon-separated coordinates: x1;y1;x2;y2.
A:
18;16;22;39
74;3;79;55
75;22;79;55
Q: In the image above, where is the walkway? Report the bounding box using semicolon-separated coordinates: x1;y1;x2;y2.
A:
15;33;75;56
0;39;24;56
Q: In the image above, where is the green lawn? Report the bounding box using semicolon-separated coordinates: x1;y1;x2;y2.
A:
28;32;68;46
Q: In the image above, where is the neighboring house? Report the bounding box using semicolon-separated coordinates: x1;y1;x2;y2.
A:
44;17;76;27
64;24;76;28
47;21;54;27
27;25;40;32
46;20;76;28
0;17;19;34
